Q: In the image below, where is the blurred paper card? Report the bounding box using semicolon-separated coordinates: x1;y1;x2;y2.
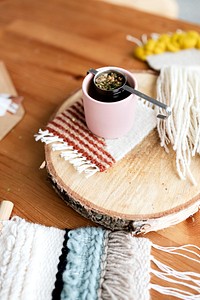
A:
0;61;24;141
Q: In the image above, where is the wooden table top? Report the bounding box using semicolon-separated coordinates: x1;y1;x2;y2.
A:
0;0;199;299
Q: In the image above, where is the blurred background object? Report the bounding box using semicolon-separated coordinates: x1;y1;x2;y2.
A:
100;0;178;19
99;0;200;24
177;0;200;24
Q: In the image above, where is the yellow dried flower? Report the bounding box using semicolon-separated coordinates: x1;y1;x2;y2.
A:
133;30;200;61
134;46;147;61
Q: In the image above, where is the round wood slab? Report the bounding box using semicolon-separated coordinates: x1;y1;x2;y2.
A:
45;72;200;234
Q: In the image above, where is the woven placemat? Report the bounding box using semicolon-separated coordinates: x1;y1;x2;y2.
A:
35;73;157;177
0;217;199;300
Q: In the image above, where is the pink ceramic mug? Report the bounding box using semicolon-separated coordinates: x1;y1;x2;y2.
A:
82;66;138;139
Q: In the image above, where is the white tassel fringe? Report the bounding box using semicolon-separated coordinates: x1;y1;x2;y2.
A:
156;66;200;185
99;232;151;300
151;243;200;299
34;129;99;177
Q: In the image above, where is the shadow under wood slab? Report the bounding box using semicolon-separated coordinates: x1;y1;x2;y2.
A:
44;72;200;234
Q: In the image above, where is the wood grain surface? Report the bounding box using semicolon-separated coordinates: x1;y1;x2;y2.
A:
46;73;200;230
0;1;199;299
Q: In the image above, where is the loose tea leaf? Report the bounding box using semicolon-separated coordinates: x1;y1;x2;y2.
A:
95;71;125;91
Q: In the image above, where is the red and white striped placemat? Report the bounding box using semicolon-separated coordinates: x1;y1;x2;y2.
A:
35;95;156;177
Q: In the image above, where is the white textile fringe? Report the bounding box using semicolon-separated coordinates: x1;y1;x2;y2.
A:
156;66;200;185
151;243;200;299
34;129;99;177
99;232;151;300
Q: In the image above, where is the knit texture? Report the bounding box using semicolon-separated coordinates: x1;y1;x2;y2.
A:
0;217;65;300
35;94;156;177
0;217;152;300
60;227;105;300
1;218;199;299
54;227;152;300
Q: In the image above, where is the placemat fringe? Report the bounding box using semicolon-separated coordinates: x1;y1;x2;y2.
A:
34;129;99;177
